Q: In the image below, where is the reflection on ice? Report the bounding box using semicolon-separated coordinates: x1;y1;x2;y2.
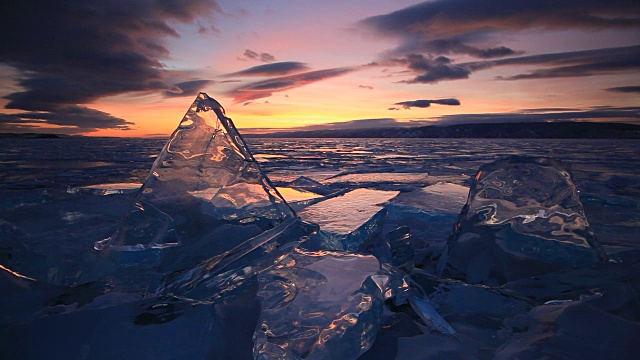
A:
69;182;143;196
438;156;607;285
298;188;398;251
254;248;382;359
324;172;430;186
285;176;334;196
386;183;469;256
391;183;468;215
275;187;323;204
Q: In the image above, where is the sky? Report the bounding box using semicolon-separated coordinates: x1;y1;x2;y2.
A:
0;0;638;137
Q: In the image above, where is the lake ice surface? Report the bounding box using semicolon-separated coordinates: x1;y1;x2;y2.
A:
0;98;639;359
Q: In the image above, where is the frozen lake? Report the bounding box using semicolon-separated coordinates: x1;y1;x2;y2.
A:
1;135;639;359
2;137;638;249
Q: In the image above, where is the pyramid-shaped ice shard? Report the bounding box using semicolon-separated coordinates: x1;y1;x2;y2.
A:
437;156;606;286
92;93;316;297
98;93;297;251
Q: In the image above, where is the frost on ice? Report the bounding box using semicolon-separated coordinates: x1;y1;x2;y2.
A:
438;156;607;285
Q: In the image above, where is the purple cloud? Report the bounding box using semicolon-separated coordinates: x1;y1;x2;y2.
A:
227;62;310;77
394;98;461;109
228;67;354;102
241;49;276;63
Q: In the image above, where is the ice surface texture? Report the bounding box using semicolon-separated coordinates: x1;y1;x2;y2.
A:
298;188;398;251
438;156;607;285
93;93;316;299
253;248;382;359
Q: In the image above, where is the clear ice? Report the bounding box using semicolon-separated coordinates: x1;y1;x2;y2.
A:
91;93;317;299
437;156;607;285
298;188;398;251
101;93;296;250
253;248;382;359
386;183;469;260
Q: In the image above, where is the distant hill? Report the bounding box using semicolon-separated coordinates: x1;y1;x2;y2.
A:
0;133;65;139
246;122;640;139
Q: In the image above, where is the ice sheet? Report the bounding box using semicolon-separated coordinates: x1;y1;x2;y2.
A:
298;188;398;251
386;183;469;255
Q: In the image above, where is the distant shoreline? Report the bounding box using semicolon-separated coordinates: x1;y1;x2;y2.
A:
244;122;640;139
2;122;639;139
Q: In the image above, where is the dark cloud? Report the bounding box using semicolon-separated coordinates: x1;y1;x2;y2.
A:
228;67;354;102
197;22;220;34
164;80;214;97
606;86;640;93
492;46;640;80
424;38;519;59
386;46;640;84
395;99;461;109
386;54;477;83
361;0;640;57
359;85;374;89
0;0;221;132
516;108;581;113
388;107;400;111
241;49;276;63
434;106;640;125
0;105;133;133
227;62;310;77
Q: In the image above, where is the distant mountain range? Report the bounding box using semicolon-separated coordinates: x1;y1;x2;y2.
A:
246;122;640;139
0;132;67;139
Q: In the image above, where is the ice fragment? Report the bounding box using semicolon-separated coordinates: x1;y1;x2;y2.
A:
438;156;607;285
298;188;398;251
253;248;382;359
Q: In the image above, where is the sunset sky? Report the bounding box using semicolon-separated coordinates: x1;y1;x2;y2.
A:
0;0;638;137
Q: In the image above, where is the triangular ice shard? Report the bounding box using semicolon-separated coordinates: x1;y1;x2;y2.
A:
90;94;316;297
98;93;296;252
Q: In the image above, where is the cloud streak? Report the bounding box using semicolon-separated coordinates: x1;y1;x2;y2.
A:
395;98;461;109
433;106;640;125
226;62;310;77
227;67;355;102
164;80;214;97
491;46;640;80
605;86;640;93
383;45;640;84
0;106;133;133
